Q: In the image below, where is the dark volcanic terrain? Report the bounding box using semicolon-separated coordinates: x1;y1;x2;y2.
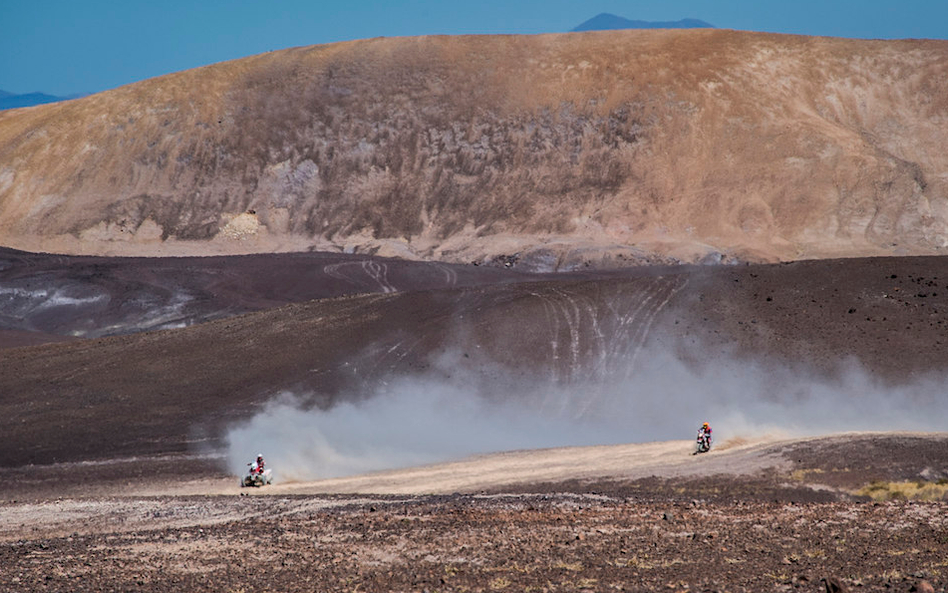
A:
4;251;948;473
0;249;948;466
0;246;533;346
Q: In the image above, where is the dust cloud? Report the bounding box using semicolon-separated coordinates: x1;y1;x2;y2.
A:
224;340;947;482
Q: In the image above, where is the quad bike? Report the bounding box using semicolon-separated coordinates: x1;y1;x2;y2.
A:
240;465;273;487
694;431;712;455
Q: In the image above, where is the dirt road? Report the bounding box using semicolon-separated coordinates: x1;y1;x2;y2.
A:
4;433;947;592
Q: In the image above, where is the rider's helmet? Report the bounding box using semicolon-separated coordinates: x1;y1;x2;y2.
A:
257;454;264;462
702;422;709;429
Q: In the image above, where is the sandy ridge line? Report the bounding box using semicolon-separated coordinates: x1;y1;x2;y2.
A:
0;496;394;544
227;434;788;496
4;432;945;543
226;430;948;496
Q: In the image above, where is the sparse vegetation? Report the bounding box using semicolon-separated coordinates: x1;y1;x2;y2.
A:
855;480;948;501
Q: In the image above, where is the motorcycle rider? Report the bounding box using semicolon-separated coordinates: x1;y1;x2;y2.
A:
241;453;271;487
695;422;712;454
251;454;265;475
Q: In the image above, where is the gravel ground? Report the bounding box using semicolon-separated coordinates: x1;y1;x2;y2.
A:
3;492;946;593
4;433;947;592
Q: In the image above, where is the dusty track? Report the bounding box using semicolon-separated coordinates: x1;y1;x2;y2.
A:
260;436;781;497
3;433;947;592
4;432;944;534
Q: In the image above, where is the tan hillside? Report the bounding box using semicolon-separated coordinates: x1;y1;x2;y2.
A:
1;29;946;265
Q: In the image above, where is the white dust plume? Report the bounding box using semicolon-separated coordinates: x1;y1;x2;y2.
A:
224;345;947;482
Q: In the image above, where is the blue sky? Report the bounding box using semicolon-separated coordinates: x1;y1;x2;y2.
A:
2;0;947;96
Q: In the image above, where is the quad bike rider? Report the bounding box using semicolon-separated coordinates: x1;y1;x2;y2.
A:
241;453;273;487
694;422;712;454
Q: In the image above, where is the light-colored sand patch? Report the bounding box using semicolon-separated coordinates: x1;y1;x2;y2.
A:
230;431;946;496
218;211;261;240
109;436;785;499
0;495;380;543
240;435;786;496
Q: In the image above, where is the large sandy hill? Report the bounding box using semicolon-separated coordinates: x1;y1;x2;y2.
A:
1;30;946;264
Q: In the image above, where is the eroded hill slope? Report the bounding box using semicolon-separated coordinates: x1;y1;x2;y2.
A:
1;30;946;264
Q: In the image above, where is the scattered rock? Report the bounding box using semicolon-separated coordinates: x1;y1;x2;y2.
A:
910;581;935;593
821;576;848;593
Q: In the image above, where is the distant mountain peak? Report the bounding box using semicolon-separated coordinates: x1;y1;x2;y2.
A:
0;90;81;111
572;13;714;32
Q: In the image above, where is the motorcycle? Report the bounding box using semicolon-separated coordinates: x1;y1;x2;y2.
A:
240;464;273;487
694;431;712;454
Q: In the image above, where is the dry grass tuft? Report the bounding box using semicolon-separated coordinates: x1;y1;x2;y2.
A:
855;480;948;501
